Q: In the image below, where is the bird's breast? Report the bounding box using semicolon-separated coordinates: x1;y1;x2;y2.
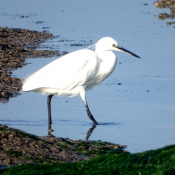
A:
97;51;117;78
84;51;117;90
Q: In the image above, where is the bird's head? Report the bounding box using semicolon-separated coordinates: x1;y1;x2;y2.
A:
96;37;140;59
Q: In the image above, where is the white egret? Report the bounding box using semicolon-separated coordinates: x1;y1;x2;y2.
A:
22;37;140;133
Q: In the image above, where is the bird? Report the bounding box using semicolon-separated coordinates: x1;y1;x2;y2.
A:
22;37;140;134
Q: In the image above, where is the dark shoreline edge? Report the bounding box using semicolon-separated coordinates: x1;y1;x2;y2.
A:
0;124;126;168
0;27;60;102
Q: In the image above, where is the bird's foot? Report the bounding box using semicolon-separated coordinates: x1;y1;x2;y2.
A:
88;113;98;125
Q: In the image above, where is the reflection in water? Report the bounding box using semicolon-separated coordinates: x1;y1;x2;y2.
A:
86;125;96;141
85;122;120;141
47;122;97;140
1;119;119;140
48;123;54;137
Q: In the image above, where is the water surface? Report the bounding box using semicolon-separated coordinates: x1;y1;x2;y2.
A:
0;0;175;153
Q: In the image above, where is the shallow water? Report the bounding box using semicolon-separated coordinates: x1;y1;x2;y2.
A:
0;0;175;153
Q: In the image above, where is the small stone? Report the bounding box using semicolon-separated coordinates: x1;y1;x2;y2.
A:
4;158;11;165
1;91;8;98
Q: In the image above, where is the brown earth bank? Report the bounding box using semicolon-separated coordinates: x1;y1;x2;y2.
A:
0;27;62;102
0;124;127;168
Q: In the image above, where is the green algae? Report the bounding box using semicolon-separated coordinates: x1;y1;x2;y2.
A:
1;144;175;175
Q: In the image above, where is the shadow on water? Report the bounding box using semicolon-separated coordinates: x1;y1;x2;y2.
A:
97;122;121;126
0;119;46;126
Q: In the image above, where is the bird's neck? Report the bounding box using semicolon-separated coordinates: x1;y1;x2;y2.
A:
95;49;117;75
95;49;114;61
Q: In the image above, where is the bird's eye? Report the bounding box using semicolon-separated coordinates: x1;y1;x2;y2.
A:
112;44;116;47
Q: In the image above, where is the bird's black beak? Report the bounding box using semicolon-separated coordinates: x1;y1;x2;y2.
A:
115;46;141;59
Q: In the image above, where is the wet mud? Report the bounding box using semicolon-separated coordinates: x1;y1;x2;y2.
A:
154;0;175;25
0;27;60;102
0;124;126;168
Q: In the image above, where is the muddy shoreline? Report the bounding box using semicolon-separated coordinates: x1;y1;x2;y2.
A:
0;124;126;168
0;27;61;102
154;0;175;25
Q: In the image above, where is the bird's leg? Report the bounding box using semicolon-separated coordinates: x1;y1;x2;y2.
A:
85;103;98;125
47;95;53;135
80;91;98;125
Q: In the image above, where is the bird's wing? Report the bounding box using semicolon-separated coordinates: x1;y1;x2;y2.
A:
22;49;100;92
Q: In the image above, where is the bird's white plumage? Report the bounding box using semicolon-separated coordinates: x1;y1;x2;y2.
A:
22;37;140;126
22;37;118;98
